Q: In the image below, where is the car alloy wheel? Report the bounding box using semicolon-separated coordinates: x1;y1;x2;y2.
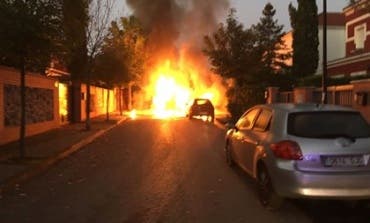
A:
257;165;283;211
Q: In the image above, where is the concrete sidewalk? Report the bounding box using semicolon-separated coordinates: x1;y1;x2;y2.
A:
0;113;126;194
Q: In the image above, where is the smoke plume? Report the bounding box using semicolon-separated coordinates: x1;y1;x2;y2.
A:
126;0;230;59
126;0;230;112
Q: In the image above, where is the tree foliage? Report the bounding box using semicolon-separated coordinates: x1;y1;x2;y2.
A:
0;0;63;157
203;10;264;118
94;21;128;87
203;9;261;84
252;3;289;74
94;16;148;87
203;6;290;119
84;0;114;130
348;0;357;5
119;16;148;83
0;0;63;71
289;0;319;78
93;16;148;119
86;0;114;63
62;0;89;80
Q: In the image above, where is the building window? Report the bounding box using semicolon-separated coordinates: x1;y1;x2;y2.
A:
350;70;366;77
354;25;366;49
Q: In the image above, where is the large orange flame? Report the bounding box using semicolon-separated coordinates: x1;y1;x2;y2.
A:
143;54;227;119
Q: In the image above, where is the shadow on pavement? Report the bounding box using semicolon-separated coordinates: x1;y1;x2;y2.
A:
0;114;125;188
292;199;370;223
224;159;370;222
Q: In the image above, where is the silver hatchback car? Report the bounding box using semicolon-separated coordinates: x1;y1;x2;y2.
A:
225;103;370;210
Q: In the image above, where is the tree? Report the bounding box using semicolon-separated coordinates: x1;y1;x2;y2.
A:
253;3;290;75
120;16;148;112
347;0;358;6
94;16;148;118
62;0;113;127
289;1;319;78
94;48;128;120
203;9;261;84
203;9;265;119
0;0;63;158
62;0;89;124
62;0;89;81
84;0;114;130
94;21;128;120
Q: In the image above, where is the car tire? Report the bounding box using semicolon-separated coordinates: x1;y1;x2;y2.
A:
225;142;235;167
257;164;283;211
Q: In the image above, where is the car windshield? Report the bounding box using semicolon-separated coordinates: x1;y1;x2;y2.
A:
287;111;370;139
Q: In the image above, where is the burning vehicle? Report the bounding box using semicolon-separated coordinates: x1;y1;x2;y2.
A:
187;98;215;123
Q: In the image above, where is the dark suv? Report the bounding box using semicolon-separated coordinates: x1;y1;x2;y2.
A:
188;98;215;123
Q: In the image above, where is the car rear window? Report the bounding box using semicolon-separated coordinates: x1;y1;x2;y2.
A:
287;111;370;139
195;99;209;105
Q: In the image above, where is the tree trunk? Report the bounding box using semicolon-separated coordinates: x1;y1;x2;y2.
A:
19;57;26;158
128;82;132;111
106;89;110;121
119;87;123;116
85;67;91;131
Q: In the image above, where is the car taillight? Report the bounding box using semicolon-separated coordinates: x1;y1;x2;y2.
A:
270;140;303;160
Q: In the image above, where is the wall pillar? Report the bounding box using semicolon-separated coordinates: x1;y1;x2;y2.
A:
265;87;280;104
351;79;370;123
69;81;81;123
293;87;315;103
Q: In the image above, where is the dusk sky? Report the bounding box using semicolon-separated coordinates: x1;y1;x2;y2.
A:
115;0;349;31
231;0;349;30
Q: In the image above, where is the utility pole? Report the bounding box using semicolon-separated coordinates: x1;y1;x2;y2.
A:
322;0;328;104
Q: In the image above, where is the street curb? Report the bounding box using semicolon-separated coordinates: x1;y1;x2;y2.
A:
0;118;127;194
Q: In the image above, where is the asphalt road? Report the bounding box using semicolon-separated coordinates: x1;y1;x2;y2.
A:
0;118;368;223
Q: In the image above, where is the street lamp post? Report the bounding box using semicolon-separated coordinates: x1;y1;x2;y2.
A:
322;0;328;104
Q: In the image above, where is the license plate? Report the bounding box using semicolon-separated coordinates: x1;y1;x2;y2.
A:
322;155;368;167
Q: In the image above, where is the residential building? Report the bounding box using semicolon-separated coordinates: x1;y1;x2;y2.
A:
317;12;346;75
281;12;346;75
328;0;370;78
